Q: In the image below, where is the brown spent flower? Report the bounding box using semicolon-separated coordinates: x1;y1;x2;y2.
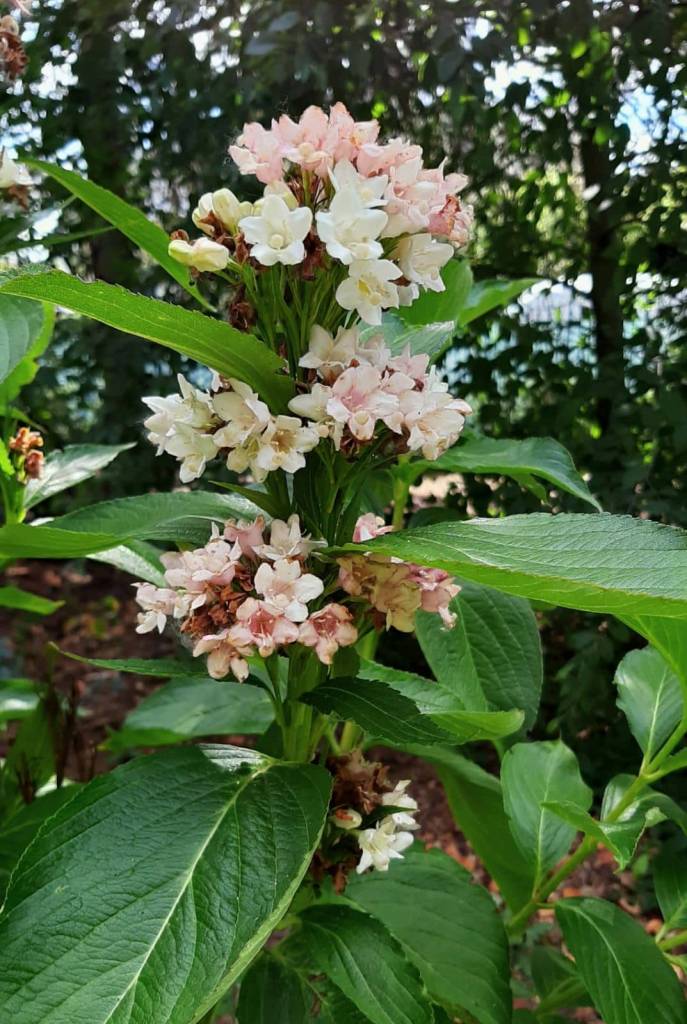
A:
0;16;27;82
8;426;43;455
23;450;44;479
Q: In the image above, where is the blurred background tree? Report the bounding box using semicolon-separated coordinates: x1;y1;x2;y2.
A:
2;0;686;776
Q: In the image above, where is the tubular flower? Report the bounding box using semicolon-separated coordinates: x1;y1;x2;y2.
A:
356;817;415;874
298;604;358;664
335;259;401;325
239;195;313;266
168;236;230;272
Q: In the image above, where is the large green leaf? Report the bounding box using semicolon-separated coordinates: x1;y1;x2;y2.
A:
415;579;542;731
0;698;59;816
298;903;432;1024
360;313;455;361
620;615;687;691
432;435;601;510
0;490;263;558
0;294;44;385
23;442;134;509
0;270;292;409
0;785;80;902
556;898;686;1024
89;539;166;586
342;513;687;619
543;800;646;870
614;646;683;759
419;747;536;912
501;741;592;886
458;276;537;327
57;649;199;677
654;845;687;932
25;157;210;308
0;585;62;615
398;259;474;328
347;848;511;1024
304;674;522;746
237;953;309;1024
0;745;331;1024
105;676;274;750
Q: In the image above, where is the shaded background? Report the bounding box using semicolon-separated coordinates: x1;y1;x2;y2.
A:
2;0;687;782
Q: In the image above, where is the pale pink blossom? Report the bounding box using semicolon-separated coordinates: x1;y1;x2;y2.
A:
228;597;299;657
409;566;460;628
299;324;359;382
253;415;321;478
298;604;358;664
400;379;472;461
193;629;250;681
272;105;332;176
134;583;178;634
328;103;379;163
212;379;271;449
254;558;324;622
224;517;266;560
327;365;400;442
229;122;284;184
387;348;430;382
356;138;421;178
352;513;393;543
161;529;238;606
255;514;325;562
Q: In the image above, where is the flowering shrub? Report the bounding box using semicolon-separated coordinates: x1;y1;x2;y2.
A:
1;104;687;1024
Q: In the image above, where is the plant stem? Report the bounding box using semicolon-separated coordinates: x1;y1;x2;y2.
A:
659;929;687;952
338;720;363;754
391;460;411;530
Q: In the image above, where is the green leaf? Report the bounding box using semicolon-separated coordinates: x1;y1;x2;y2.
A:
105;676;274;750
654;846;687;932
0;744;331;1024
88;539;166;586
304;674;522;746
23;442;134;509
620;616;687;692
0;299;55;410
501;741;592;886
17;475;252;564
0;585;62;615
25;157;210;309
237;953;309;1024
415;579;542;731
398;259;474;328
347;847;511;1024
0;294;44;385
341;513;687;619
432;435;601;510
602;774;687;838
614;646;683;759
298;903;433;1024
0;785;80;901
419;747;536;911
361;313;455;361
531;946;589;1012
0;678;39;723
0;270;293;410
458;276;537;326
0;698;59;815
543;800;645;870
56;648;198;677
556;897;686;1024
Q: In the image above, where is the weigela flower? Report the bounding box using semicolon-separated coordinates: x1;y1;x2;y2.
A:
298;603;358;664
287;383;343;446
298;325;360;383
134;583;178;634
164;423;218;483
252;415;320;479
0;150;31;188
329;158;388;208
409;566;460;628
239;195;312;267
193;188;253;235
229;122;284;184
224;517;266;560
335;259;401;325
254;514;325;562
356;816;415;874
331;807;363;830
143;374;219;481
352;513;393;543
212;379;270;450
400;375;472;460
161;528;239;607
381;780;420;831
394;233;454;292
254;558;324;622
315;188;387;265
168;236;229;272
228;598;300;657
193;629;250;681
327;365;401;442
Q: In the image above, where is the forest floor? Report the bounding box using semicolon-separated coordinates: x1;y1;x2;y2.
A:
1;559;674;1022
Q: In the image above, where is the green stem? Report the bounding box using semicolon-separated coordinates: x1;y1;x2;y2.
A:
659;929;687;952
339;720;363;754
391;459;411;530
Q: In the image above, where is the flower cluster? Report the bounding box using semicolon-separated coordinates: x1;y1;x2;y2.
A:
143;324;470;483
134;514;357;681
290;324;472;460
168;102;473;325
338;513;460;632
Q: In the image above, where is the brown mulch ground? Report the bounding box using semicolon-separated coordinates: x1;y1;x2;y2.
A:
2;560;678;1022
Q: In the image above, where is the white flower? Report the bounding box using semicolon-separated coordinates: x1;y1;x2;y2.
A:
261;180;299;210
192;629;250;681
356;817;414;873
142;392;185;453
0;151;31;189
381;780;420;831
239;194;312;266
394;233;453;292
212;379;270;449
134;583;177;634
316;188;387;265
192;188;253;235
330;159;388;207
164;423;219;482
298;324;359;381
168;236;229;272
335;259;400;325
254;558;324;622
288;383;342;445
255;514;325;562
401;376;472;461
253;415;320;478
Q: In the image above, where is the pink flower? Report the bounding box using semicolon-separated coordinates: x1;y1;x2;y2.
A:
254;558;324;622
224;517;266;560
272;106;332;176
400;379;472;461
229;122;284;184
255;514;325;562
160;527;239;607
192;629;250;681
387;348;430;382
134;583;178;634
352;513;393;543
299;604;358;664
408;566;460;628
228;597;299;657
328;102;379;163
356;138;421;178
327;365;401;442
